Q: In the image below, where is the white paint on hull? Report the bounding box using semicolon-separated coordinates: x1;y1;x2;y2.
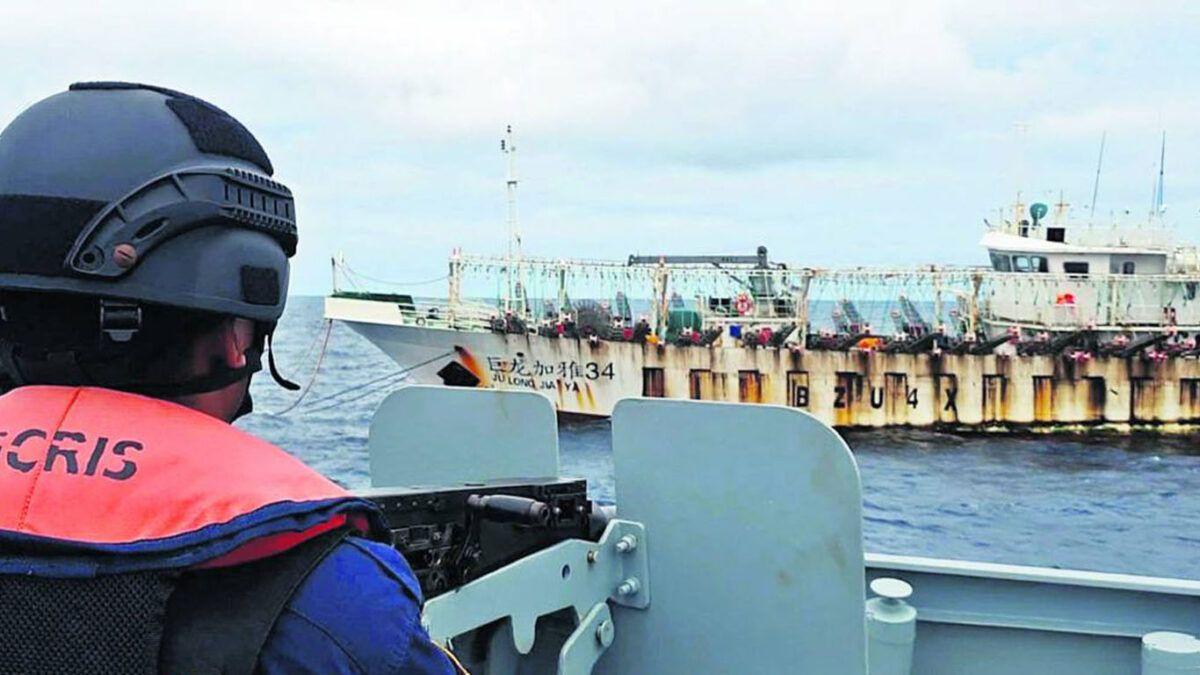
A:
328;296;1200;428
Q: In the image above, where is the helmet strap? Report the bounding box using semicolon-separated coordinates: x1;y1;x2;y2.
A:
123;349;263;398
0;341;263;399
265;330;300;391
0;313;299;406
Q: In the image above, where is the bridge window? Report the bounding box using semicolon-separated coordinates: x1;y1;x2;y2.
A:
1014;255;1048;273
990;252;1011;272
1063;262;1089;276
708;297;733;315
748;275;771;297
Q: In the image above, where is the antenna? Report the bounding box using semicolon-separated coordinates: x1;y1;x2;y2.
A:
1089;131;1106;223
1152;131;1166;217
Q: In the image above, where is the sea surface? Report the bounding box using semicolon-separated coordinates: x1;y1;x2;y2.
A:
240;297;1200;580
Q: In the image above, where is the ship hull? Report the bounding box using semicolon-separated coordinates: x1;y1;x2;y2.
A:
329;297;1200;430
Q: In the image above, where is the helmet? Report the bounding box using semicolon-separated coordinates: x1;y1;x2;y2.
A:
0;82;298;396
0;81;294;320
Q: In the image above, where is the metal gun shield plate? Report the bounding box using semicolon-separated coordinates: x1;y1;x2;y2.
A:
369;385;559;487
422;519;649;660
602;398;867;675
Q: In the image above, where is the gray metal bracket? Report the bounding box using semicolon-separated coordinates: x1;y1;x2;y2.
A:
559;602;614;673
422;519;649;674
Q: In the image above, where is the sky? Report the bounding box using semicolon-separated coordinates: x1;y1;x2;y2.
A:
2;1;1198;294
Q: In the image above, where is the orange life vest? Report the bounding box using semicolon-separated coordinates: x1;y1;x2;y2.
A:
0;385;381;573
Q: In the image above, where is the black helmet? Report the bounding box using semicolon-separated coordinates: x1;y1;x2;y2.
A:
0;81;294;320
0;82;298;396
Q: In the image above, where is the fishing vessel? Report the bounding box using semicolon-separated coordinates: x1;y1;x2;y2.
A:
326;131;1200;430
332;130;1200;672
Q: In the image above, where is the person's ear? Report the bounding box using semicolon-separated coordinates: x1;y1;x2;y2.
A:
221;318;249;369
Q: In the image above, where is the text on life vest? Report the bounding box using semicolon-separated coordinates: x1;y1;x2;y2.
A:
1;428;142;481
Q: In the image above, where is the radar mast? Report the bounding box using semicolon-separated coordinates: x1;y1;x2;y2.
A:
501;125;524;315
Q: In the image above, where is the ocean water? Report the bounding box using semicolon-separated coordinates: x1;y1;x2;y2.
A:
240;297;1200;580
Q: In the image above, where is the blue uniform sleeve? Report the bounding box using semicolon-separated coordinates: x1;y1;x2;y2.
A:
258;537;458;674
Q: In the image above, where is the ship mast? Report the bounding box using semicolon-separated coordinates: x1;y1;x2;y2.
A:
1151;131;1166;220
501;125;523;315
1089;131;1105;224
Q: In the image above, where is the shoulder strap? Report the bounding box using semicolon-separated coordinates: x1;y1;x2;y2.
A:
159;526;351;675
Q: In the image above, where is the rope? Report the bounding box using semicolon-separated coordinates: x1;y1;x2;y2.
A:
292;317;333;373
340;261;449;287
270;319;334;416
282;349;457;417
298;377;409;416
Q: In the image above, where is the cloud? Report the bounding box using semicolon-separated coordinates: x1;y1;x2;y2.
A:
0;1;1197;293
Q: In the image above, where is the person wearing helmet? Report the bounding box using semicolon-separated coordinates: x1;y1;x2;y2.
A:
0;83;459;674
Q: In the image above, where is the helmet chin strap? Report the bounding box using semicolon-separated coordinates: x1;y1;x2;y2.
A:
123;350;263;397
231;330;298;420
266;331;299;391
0;321;298;419
233;377;255;420
118;326;300;398
231;329;296;420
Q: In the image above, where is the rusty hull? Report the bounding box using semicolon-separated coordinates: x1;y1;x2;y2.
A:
548;335;1200;429
380;324;1200;431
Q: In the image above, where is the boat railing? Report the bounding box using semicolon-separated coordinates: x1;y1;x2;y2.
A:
1070;226;1174;249
985;218;1176;250
394;298;498;331
701;315;798;327
336;250;1200;338
440;301;498;331
1170;246;1200;273
981;272;1200;329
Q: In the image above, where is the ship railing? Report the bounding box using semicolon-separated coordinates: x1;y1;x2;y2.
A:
455;253;991;281
983;318;1200;334
984;219;1176;250
983;270;1200;279
1069;227;1174;249
1170;246;1200;273
455;250;1200;285
444;302;498;331
700;316;800;327
458;253;638;271
422;250;1200;335
400;300;496;331
981;272;1200;330
985;304;1200;332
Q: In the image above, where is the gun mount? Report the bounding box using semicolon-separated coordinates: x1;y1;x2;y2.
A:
361;478;594;597
360;385;1200;675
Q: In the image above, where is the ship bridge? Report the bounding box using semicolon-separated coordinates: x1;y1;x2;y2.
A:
980;201;1183;277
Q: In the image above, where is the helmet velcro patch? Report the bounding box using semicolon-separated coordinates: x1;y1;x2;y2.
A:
0;195;106;276
165;98;274;175
240;266;281;306
69;81;274;175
